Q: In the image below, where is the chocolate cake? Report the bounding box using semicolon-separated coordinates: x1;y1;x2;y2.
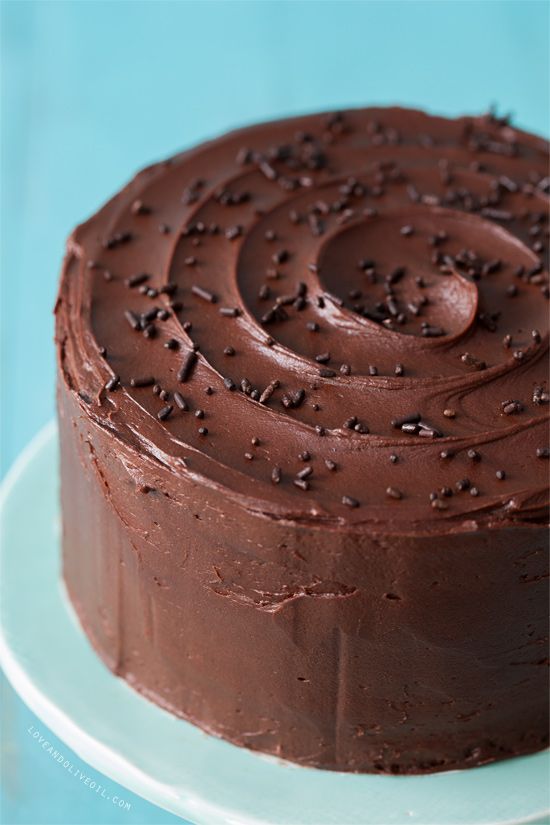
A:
55;107;549;774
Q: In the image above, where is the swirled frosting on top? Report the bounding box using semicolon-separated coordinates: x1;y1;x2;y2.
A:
57;107;550;532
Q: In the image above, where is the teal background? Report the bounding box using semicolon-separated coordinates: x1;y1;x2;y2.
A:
1;1;548;823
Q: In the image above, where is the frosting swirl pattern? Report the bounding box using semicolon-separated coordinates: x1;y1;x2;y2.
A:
56;107;550;775
58;107;549;531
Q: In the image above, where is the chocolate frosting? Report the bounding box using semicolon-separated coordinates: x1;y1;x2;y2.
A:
56;107;549;774
58;107;549;531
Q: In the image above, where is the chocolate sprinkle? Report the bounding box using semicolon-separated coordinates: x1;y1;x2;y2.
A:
130;376;155;387
174;392;189;411
177;351;198;383
157;404;173;421
124;310;141;330
392;412;421;429
191;285;217;303
259;380;280;404
126;272;150;288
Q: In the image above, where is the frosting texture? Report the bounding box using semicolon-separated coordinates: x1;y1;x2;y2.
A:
56;107;549;774
58;107;549;531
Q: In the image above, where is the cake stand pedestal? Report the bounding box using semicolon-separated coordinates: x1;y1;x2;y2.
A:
1;423;548;825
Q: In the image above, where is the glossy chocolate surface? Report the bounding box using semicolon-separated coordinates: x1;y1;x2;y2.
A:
56;107;549;773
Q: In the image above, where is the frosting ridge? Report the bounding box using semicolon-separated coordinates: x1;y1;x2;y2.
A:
56;107;549;532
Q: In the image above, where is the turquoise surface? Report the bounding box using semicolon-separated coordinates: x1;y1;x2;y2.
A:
1;2;548;823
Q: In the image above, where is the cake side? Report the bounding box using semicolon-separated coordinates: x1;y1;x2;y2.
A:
58;378;549;773
55;106;549;773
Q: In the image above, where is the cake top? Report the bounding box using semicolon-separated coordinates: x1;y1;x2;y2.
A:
56;107;549;533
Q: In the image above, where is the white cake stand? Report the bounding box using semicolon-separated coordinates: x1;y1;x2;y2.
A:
1;423;548;825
